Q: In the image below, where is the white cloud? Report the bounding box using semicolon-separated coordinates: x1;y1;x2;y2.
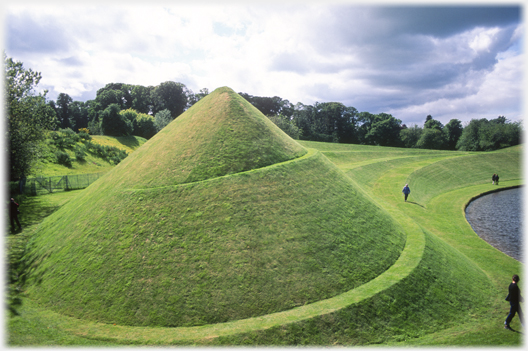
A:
3;4;522;125
386;49;523;125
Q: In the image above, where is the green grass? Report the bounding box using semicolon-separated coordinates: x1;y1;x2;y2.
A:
91;135;147;154
112;86;306;189
7;94;523;346
19;87;405;330
24;148;406;328
30;135;146;177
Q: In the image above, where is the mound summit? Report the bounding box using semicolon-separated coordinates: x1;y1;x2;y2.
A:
26;87;406;327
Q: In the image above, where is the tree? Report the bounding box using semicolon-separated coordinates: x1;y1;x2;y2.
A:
240;92;296;118
101;104;132;136
424;115;443;130
292;102;318;141
356;112;377;144
130;85;153;114
443;119;463;150
416;128;447;149
94;83;135;113
188;88;209;106
400;124;423;148
363;113;402;147
151;81;188;118
68;101;90;130
5;55;57;179
290;102;358;143
456;119;486;151
267;114;301;139
154;109;173;132
316;102;358;143
119;108;138;124
56;93;73;129
454;118;520;151
480;117;522;150
134;113;157;139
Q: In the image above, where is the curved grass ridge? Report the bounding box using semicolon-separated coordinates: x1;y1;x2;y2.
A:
31;155;516;343
20;143;522;345
25;87;406;329
28;206;425;343
26;147;405;327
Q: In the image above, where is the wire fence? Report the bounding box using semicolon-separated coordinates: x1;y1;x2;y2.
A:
9;172;106;196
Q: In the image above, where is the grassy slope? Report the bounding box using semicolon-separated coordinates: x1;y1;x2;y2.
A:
91;135;147;154
8;142;522;346
200;143;521;345
7;191;121;346
31;135;147;177
293;142;523;345
110;86;306;189
22;88;405;328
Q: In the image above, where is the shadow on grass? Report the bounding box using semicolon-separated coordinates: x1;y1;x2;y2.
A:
17;198;62;228
6;194;64;317
117;136;141;149
406;201;425;208
505;327;523;334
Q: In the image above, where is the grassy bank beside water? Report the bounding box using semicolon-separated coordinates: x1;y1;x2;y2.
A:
6;88;523;345
8;142;522;346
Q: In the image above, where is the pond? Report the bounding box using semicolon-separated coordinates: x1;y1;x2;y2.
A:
465;187;523;262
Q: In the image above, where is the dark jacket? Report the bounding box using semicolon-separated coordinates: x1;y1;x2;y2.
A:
507;282;522;304
9;200;19;217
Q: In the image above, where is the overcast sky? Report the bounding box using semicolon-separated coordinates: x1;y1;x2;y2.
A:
3;2;523;126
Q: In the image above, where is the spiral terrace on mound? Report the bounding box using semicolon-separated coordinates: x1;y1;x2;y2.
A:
26;87;406;327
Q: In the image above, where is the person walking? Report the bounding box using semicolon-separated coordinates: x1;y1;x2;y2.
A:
9;198;22;232
496;174;500;185
505;274;523;331
402;184;411;202
492;174;497;185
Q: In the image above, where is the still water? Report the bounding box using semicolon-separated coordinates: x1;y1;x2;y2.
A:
465;187;523;262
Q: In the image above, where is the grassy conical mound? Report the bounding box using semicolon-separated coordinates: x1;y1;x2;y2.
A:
109;86;307;189
25;88;406;328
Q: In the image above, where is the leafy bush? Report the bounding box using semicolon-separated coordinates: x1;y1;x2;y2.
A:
78;131;91;142
134;113;157;139
50;128;81;149
83;140;128;164
154;109;172;131
74;146;87;161
87;119;103;135
55;151;72;167
101;104;133;136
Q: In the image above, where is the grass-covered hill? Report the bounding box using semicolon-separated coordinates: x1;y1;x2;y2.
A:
108;86;307;189
24;87;406;328
10;140;522;346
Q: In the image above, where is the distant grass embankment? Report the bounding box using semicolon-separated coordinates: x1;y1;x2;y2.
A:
31;133;147;177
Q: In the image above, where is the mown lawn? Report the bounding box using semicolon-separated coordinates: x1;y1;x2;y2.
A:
7;141;522;346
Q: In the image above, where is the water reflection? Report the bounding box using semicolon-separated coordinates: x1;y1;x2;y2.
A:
465;187;523;262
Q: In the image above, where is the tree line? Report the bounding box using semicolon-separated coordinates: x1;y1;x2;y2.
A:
240;93;522;151
5;54;523;180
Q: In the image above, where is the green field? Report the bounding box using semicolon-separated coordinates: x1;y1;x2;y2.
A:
7;88;523;346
